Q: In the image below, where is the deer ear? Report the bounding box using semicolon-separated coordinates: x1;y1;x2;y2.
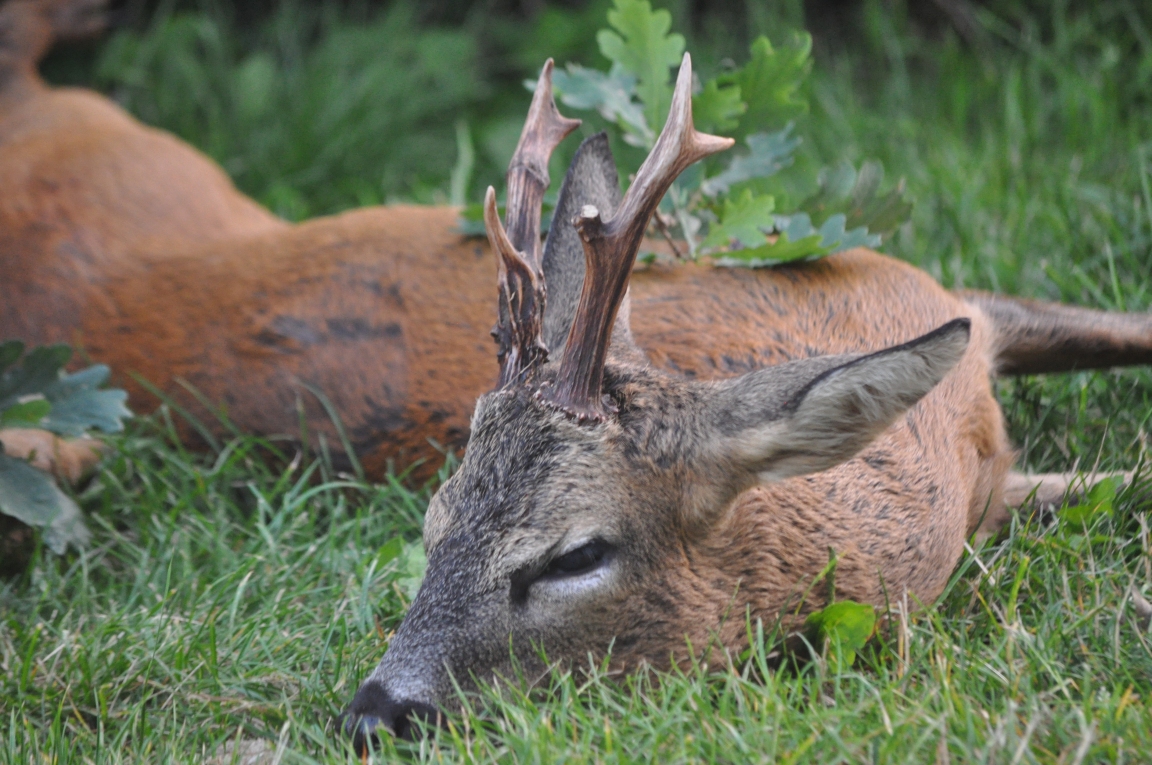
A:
705;319;971;486
541;133;624;355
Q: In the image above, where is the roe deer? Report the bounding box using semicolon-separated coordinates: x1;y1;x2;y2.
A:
343;54;1152;746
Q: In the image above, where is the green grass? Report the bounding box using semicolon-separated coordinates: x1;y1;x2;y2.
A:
8;0;1152;762
3;414;1150;763
2;419;1150;762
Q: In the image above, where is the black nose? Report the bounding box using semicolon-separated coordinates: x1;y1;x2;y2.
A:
343;681;442;752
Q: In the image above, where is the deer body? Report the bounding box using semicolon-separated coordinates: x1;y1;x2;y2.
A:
627;252;1010;621
0;1;1014;482
0;1;283;289
344;57;1152;747
0;82;284;333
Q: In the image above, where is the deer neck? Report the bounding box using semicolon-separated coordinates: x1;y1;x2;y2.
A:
0;64;46;113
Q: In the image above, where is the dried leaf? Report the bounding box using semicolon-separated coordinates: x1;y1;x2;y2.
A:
0;428;105;485
1131;587;1152;631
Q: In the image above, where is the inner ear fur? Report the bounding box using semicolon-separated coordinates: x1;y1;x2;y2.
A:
540;133;625;357
700;318;972;495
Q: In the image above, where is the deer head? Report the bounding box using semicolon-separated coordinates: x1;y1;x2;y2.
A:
0;0;107;82
344;54;970;747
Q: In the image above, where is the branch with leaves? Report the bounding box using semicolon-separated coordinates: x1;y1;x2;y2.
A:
463;0;912;267
0;341;131;555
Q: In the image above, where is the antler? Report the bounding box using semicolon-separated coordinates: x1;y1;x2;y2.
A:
542;53;734;421
485;59;581;387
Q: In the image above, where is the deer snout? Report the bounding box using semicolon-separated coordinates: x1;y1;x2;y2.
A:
343;680;443;751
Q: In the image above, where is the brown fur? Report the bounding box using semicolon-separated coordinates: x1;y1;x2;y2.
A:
7;6;1150;498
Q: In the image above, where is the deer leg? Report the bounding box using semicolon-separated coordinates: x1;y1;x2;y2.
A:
972;470;1133;543
960;291;1152;375
1004;472;1080;508
1004;470;1133;510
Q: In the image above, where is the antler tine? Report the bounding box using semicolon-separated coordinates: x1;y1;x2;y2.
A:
544;52;735;422
503;59;582;264
489;59;582;387
485;186;546;385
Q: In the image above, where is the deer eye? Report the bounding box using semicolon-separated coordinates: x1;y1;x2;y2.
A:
540;539;612;580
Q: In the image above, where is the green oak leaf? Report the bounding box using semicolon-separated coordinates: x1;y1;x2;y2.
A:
714;233;824;267
776;211;880;253
0;344;71;412
805;600;876;672
692;77;744;134
702;189;776;250
714;212;878;267
596;0;685;138
0;452;91;554
398;540;428;603
800;160;913;238
0;342;128;558
1;344;132;437
1061;476;1122;528
719;32;811;140
701;125;800;197
0;341;24;376
39;364;132;437
806;161;857;209
376;535;405;568
0;397;51;428
551;62;652;146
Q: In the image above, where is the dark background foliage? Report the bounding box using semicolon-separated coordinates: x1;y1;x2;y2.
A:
40;1;1152;224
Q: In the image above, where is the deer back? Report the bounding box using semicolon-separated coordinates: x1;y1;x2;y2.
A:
0;1;283;345
342;55;1013;751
